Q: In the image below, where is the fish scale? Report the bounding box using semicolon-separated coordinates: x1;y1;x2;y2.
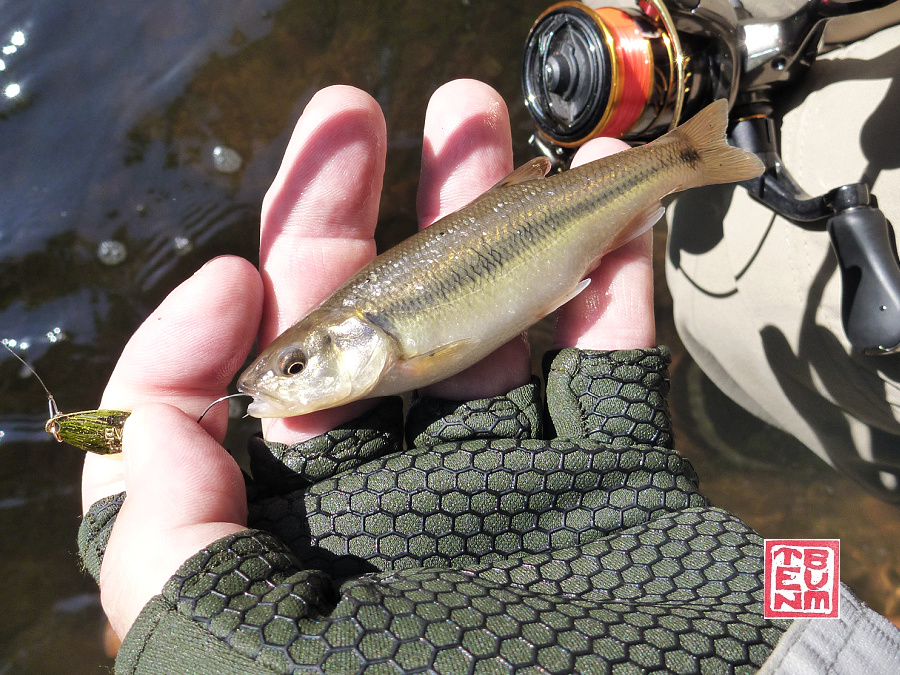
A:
341;157;660;346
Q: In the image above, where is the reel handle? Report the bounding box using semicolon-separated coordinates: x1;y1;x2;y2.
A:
827;186;900;355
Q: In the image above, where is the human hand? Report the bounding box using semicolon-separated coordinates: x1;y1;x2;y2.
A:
81;79;652;639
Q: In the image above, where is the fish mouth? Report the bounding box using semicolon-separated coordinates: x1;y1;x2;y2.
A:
243;391;294;418
236;378;292;419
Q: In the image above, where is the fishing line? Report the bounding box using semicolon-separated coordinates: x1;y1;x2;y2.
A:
2;339;60;421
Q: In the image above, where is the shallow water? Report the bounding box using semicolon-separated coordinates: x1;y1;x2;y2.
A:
0;1;897;671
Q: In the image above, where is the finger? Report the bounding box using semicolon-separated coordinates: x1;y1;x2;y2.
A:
100;404;247;637
83;256;262;512
553;138;656;350
417;79;514;228
258;85;387;444
259;86;386;342
416;79;530;400
102;255;263;424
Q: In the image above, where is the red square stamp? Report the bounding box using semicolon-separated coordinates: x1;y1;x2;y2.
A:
764;539;840;619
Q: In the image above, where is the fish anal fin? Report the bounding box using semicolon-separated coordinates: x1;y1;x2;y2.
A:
608;202;665;251
548;278;591;315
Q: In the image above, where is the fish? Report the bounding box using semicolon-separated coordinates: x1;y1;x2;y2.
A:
238;99;764;418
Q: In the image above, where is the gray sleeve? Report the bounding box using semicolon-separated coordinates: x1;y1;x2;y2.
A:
759;584;900;675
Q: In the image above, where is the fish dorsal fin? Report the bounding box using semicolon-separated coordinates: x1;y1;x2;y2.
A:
488;157;551;190
444;158;552;216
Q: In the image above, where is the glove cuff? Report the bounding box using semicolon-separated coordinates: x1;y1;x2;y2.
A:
406;377;543;449
544;347;673;448
117;529;335;673
78;491;126;583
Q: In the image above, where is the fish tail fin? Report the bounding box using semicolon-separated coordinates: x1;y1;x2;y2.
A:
672;99;765;187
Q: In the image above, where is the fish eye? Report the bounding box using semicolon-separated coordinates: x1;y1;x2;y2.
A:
277;348;307;376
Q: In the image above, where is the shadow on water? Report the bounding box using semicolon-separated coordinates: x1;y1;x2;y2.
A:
1;1;899;671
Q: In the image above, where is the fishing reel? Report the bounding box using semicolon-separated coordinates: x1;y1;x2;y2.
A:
522;0;900;355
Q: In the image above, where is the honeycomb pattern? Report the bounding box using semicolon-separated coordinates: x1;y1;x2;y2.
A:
80;347;790;672
405;379;543;449
250;438;707;578
248;397;404;493
546;348;673;448
165;507;787;674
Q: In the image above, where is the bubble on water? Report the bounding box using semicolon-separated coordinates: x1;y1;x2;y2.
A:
46;327;66;343
173;235;193;256
97;240;127;266
2;339;35;379
212;145;242;173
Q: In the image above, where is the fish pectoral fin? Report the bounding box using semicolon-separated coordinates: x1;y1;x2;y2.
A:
488;157;551;190
399;339;477;379
608;201;665;251
547;278;592;315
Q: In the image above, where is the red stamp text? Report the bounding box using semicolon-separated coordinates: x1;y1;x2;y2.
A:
764;539;840;619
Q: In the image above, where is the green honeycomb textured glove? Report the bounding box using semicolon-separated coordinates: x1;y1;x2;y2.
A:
79;347;790;674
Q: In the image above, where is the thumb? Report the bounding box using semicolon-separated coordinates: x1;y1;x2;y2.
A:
100;403;247;637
